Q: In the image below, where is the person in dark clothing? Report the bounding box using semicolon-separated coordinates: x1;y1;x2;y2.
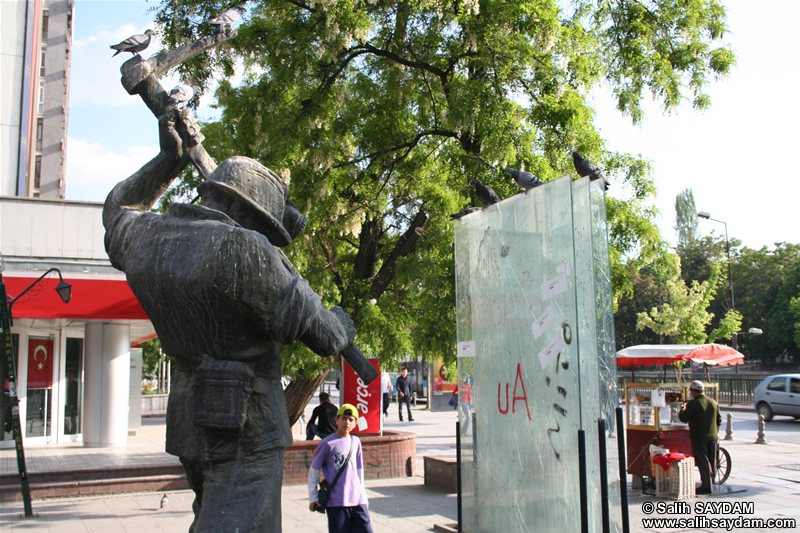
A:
395;368;413;422
306;392;338;440
678;380;721;494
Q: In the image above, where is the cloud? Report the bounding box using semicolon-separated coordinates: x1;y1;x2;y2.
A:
65;137;156;202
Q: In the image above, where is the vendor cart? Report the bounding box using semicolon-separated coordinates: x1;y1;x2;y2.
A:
625;382;731;485
618;343;742;486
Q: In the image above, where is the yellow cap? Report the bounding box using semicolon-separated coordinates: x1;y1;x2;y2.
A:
337;403;359;420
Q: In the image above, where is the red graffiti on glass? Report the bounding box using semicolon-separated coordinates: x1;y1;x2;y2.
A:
497;362;531;420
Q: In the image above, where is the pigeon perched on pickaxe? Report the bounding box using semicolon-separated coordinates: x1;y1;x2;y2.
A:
472;180;501;207
110;29;155;58
166;84;199;108
572;152;609;190
450;207;481;220
505;168;544;192
209;6;245;34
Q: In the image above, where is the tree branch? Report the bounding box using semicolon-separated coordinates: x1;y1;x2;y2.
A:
370;209;428;299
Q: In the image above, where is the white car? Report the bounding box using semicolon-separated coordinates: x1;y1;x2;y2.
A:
753;373;800;421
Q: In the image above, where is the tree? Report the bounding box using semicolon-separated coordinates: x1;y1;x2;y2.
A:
614;265;664;349
766;261;800;359
151;0;735;420
636;255;741;344
727;243;800;364
675;188;698;250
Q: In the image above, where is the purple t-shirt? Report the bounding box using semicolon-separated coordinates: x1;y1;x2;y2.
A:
311;434;367;507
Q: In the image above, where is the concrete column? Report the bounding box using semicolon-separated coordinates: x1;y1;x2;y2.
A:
83;322;130;447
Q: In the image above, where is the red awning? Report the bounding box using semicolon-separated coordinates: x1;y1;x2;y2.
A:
4;274;148;321
616;344;698;367
616;343;745;367
681;344;744;366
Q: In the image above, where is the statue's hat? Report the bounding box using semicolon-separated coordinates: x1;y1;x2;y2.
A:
197;156;306;246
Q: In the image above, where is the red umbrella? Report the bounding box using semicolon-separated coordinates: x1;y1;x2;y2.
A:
680;344;744;366
616;345;698;367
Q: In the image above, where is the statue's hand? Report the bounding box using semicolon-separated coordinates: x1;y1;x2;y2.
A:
174;108;204;148
158;108;204;159
157;109;183;157
329;306;357;344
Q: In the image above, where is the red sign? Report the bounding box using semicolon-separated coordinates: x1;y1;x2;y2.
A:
341;358;381;434
27;338;54;388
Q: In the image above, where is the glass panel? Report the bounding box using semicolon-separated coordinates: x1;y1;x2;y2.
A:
456;176;620;532
26;336;55;438
64;338;83;435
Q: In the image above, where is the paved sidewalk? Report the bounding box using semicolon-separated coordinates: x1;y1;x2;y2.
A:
2;399;799;532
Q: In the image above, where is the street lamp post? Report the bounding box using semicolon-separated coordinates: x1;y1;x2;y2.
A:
0;267;72;517
697;211;739;370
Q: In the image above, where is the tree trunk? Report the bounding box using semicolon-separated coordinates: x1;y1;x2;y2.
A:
284;369;330;427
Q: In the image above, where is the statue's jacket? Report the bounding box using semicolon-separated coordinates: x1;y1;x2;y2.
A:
104;202;350;462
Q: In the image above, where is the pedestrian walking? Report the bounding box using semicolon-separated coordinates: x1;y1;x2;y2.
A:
381;371;393;418
395;368;414;422
308;404;374;532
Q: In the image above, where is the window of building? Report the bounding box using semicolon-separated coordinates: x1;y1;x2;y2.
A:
38;83;45;114
34;155;42;189
36;118;44;151
42;11;49;41
40;49;46;77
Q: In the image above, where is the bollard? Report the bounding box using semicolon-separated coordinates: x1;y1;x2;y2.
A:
724;413;733;440
755;414;768;444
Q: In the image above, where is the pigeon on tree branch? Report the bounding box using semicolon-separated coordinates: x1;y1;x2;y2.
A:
209;6;245;34
110;29;155;58
167;85;200;108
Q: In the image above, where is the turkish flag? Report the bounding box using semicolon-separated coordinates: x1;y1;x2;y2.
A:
27;338;54;388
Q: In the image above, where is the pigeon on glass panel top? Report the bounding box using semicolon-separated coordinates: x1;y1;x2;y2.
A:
505;167;544;192
450;207;481;220
572;152;609;190
472;179;501;207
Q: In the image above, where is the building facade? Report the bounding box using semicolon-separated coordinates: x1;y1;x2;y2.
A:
1;0;155;450
1;197;154;449
1;0;72;198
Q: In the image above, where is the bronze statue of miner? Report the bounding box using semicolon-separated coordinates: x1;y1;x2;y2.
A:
103;108;369;532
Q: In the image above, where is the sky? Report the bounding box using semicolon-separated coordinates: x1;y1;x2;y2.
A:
65;0;800;251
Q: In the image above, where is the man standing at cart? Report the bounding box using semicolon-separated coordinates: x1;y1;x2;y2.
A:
679;380;721;494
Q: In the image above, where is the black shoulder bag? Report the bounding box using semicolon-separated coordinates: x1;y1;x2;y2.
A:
315;435;353;514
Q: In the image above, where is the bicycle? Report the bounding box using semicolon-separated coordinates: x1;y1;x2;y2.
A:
714;445;732;485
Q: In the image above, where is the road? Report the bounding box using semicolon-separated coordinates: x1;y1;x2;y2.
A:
720;408;799;443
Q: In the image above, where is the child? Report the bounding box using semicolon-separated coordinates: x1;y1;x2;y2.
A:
308;403;374;533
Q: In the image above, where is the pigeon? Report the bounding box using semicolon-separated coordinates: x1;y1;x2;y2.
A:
450;207;481;219
505;167;544;191
209;6;245;34
572;152;609;190
472;180;501;207
166;84;198;108
110;29;155;58
160;493;168;509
